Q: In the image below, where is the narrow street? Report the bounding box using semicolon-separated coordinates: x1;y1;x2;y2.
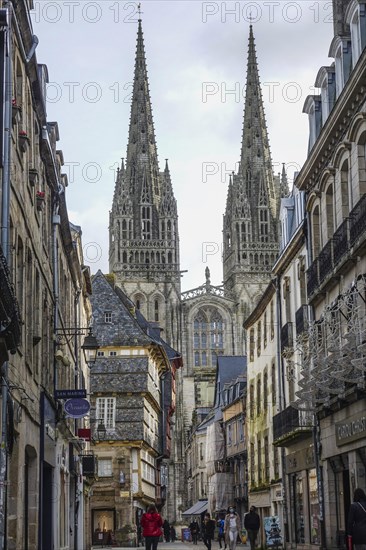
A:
92;542;248;550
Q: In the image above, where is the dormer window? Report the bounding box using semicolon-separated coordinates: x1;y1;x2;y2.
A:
303;95;322;153
329;36;353;98
347;1;366;68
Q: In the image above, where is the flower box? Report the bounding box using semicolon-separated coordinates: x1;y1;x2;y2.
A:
18;131;29;153
36;191;45;212
28;168;39;187
11;100;21;125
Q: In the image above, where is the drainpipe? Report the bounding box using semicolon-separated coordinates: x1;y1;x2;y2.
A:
0;7;11;548
275;276;289;544
304;197;326;549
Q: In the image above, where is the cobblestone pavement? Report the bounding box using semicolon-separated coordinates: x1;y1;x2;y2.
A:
92;540;248;550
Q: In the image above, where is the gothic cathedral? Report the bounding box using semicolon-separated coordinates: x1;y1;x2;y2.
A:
108;19;286;518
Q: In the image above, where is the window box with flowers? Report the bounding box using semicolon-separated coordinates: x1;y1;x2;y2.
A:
18;130;29;153
36;191;45;212
28;168;39;187
12;99;21;125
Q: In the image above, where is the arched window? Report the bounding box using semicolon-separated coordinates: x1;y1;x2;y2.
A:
325;183;334;241
340;160;350;219
193;309;224;367
154;299;159;322
312;205;321;258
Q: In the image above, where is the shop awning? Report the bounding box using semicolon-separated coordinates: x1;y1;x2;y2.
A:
182;499;208;516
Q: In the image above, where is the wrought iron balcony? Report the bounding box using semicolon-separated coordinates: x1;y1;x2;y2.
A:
350;193;366;246
295;305;309;336
306;259;319;298
281;322;293;350
318;239;333;283
333;218;349;266
0;245;21;355
273;405;313;447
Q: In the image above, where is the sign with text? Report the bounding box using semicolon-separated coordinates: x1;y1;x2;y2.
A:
336;413;366;446
64;398;90;418
77;428;91;441
55;389;87;399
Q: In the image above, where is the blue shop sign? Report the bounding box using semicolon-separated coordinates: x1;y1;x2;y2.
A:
64;398;90;418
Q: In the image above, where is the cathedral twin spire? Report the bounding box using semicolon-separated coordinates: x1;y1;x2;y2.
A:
110;19;282;295
109;18;179;275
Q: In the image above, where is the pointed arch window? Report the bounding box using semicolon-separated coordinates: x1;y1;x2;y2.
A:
154;299;159;322
141;206;151;239
259;208;269;242
193;309;224;367
122;219;127;239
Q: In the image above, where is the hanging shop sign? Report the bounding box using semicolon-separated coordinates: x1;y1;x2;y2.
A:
55;389;87;399
64;398;90;418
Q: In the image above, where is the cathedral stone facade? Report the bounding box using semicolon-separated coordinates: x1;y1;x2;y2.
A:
108;20;285;520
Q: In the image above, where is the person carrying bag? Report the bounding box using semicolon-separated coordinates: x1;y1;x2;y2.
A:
347;488;366;550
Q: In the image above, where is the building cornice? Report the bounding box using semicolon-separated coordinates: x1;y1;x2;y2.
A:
295;48;366;192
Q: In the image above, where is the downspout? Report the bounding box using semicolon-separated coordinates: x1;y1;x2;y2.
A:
0;7;11;549
275;276;289;544
0;5;37;549
305;197;326;549
73;288;81;550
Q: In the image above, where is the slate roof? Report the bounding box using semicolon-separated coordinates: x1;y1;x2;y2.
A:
91;271;182;365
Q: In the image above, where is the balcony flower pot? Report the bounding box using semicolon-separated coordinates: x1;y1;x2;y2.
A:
28;168;39;187
12;99;21;125
36;191;45;212
18;131;29;153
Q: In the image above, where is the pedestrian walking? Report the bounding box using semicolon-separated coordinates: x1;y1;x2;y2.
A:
163;519;171;542
202;513;216;550
189;519;199;545
141;505;163;550
347;488;366;550
224;507;241;550
217;514;227;549
170;525;177;542
244;506;260;550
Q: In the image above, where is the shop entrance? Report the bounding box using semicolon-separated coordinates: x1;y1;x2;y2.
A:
92;508;116;546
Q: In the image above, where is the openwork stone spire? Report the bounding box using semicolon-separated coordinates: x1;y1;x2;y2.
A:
109;18;181;347
223;26;280;304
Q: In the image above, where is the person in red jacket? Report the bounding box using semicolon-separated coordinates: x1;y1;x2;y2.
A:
141;505;163;550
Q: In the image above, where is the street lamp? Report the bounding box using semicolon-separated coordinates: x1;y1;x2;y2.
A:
96;421;107;440
81;327;100;367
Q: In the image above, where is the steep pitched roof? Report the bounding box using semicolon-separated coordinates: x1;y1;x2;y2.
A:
91;270;152;347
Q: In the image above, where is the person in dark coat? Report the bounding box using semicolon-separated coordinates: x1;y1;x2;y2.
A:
141;505;163;550
189;520;199;545
163;519;170;542
170;525;176;542
202;513;216;550
244;506;260;550
347;488;366;550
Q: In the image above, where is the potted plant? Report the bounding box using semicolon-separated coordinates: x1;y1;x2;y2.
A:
12;98;21;125
36;191;45;212
18;130;29;153
115;524;136;547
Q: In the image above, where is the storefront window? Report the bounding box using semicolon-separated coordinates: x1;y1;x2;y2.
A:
93;509;115;545
294;473;305;543
308;468;320;544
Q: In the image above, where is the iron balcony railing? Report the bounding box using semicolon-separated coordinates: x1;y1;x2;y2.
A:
318;239;333;283
306;259;319;298
295;305;309;336
333;217;349;266
273;405;313;446
281;322;294;350
350;193;366;246
307;194;366;299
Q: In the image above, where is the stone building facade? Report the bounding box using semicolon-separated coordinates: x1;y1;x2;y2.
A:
180;25;286;519
292;0;366;547
88;271;180;547
0;2;92;549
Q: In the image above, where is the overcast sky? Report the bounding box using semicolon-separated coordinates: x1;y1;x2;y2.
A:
31;1;334;291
